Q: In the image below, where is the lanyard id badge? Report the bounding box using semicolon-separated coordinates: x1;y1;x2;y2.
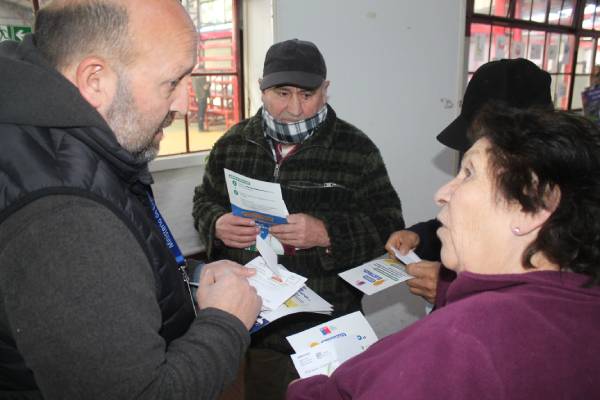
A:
147;192;197;317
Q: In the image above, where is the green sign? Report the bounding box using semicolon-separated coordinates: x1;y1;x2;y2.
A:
0;25;32;42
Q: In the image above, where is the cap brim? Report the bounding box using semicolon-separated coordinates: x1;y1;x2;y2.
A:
436;115;471;152
260;71;324;90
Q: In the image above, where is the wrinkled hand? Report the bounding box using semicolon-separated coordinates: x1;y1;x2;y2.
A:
196;260;262;330
269;213;330;249
385;230;420;257
405;261;441;304
215;213;260;248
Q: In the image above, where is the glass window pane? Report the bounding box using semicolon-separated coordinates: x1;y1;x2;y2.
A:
552;74;571;109
468;23;492;72
184;0;236;74
577;37;595;74
573;75;591;109
516;0;534;20
545;33;561;73
188;75;240;152
595;1;600;30
526;31;546;67
582;0;597;29
595;38;600;67
548;0;563;24
160;113;189;156
558;34;575;73
162;0;241;156
490;0;510;17
491;26;511;61
531;0;549;22
510;28;527;58
559;0;574;25
474;0;492;14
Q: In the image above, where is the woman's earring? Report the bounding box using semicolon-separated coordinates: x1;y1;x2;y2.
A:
512;227;521;235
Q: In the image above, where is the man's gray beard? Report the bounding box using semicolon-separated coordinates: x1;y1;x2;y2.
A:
106;73;161;164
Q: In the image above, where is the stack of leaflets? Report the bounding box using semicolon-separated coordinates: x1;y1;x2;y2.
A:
251;285;333;333
338;247;418;295
248;235;333;332
286;311;378;378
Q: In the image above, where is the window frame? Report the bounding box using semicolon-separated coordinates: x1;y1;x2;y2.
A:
466;0;600;110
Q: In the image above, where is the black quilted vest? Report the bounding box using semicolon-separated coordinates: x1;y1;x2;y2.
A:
0;123;195;389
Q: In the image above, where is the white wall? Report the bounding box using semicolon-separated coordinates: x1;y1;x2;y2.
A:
243;0;273;115
271;0;466;226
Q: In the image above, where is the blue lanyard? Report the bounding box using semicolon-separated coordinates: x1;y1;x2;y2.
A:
147;192;197;317
146;192;186;267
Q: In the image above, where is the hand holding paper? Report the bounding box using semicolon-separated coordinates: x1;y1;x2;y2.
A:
385;230;420;257
196;260;262;329
269;213;330;249
214;213;260;248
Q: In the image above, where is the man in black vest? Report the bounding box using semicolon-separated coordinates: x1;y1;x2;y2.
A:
0;0;261;398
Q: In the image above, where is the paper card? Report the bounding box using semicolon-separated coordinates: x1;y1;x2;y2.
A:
245;257;306;311
250;286;333;333
290;341;339;378
286;311;378;353
224;169;289;229
338;255;414;295
255;234;280;275
391;247;422;265
289;335;366;378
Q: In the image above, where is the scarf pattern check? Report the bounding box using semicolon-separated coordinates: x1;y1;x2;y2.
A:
262;105;328;144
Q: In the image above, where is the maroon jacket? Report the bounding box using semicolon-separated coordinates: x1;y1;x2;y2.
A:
287;271;600;400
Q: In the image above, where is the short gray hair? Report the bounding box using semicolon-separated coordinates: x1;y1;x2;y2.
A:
34;1;132;71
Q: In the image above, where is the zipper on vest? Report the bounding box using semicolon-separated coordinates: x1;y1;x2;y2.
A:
274;163;280;180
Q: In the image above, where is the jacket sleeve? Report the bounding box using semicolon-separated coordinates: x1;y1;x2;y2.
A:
192;146;230;260
313;150;405;271
407;218;442;261
0;196;248;400
286;320;502;400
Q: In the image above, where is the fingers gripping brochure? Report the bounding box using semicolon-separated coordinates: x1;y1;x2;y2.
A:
224;168;289;238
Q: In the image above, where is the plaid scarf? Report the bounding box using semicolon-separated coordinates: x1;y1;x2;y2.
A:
262;105;328;144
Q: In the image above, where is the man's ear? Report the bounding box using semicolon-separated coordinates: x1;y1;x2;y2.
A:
73;56;117;115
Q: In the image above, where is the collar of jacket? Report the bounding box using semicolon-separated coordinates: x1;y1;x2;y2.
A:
242;103;338;153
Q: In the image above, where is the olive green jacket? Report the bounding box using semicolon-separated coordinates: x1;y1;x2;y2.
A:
193;105;404;351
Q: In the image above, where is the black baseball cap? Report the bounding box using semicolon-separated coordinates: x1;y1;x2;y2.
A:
437;58;553;152
260;39;327;90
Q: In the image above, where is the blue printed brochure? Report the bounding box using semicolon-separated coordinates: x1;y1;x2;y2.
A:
224;168;289;237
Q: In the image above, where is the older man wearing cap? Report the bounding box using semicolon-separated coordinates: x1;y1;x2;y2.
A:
193;38;405;399
385;58;554;306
